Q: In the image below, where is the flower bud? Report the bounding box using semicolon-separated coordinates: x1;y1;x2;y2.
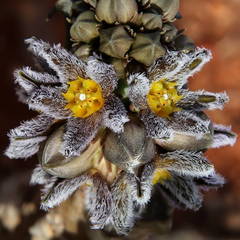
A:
70;11;99;43
174;35;196;53
74;44;92;59
129;32;166;66
99;26;134;58
40;126;102;178
96;0;138;24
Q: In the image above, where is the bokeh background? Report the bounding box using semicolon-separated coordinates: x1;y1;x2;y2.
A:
0;0;240;239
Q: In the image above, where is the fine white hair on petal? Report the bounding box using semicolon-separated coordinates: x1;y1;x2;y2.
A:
41;174;89;211
86;57;118;97
196;173;225;190
61;113;101;157
25;37;87;83
8;114;54;138
109;173;135;235
148;47;212;88
141;110;171;139
5;136;46;159
27;86;70;119
127;73;150;110
130;163;154;206
211;124;237;148
157;150;214;178
102;95;129;133
85;175;113;230
178;90;229;110
30;165;52;185
159;175;203;211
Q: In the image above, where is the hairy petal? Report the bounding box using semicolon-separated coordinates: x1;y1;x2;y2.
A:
61;114;101;157
127;73;150;110
157;150;214;178
30;165;52;185
109;173;135;235
25;37;87;83
131;163;154;205
102;95;129;133
8;114;54;138
141;110;211;140
195;173;225;190
178;90;229;110
5;136;46;159
41;175;89;210
27;86;70;119
85;175;112;229
211;124;237;148
148;48;212;88
159;175;203;210
86;57;118;97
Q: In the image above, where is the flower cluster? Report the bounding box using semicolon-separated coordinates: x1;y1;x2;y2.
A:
5;37;236;235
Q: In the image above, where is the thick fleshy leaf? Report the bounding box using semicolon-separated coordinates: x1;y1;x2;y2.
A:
178;90;229;110
25;37;87;83
8;114;54;138
127;73;150;110
30;165;53;185
5;136;46;159
85;175;112;229
141;110;211;140
102;95;129;133
41;175;89;210
148;47;212;88
159;175;203;210
61;114;101;157
156;150;214;178
109;173;135;235
27;86;70;119
211;124;237;148
86;57;118;97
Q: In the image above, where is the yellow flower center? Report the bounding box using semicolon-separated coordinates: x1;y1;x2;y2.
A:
152;168;172;185
147;79;182;118
62;77;105;118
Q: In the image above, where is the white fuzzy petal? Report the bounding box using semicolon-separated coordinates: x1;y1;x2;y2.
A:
86;57;118;97
25;37;87;83
85;175;112;229
30;165;52;185
179;90;229;110
5;136;46;159
41;175;89;210
127;73;150;110
211;124;237;148
27;86;70;119
8;114;54;138
61;114;101;157
196;173;225;190
157;150;214;178
102;95;129;133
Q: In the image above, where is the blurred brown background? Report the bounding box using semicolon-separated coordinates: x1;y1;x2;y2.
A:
0;0;240;239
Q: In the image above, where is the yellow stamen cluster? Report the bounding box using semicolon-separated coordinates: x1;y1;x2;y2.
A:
147;79;182;118
152;168;172;185
62;77;104;118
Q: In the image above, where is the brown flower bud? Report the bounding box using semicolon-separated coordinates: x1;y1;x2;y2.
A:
174;35;196;53
74;44;92;59
83;0;97;8
103;121;155;173
129;32;166;66
70;11;99;43
110;58;128;79
99;26;134;58
161;23;178;43
96;0;138;24
40;126;102;178
141;13;163;30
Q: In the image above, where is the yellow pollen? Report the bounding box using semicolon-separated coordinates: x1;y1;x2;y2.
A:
62;77;105;118
152;168;172;185
147;79;183;118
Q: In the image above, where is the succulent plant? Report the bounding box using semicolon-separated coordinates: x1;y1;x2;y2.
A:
5;0;237;239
